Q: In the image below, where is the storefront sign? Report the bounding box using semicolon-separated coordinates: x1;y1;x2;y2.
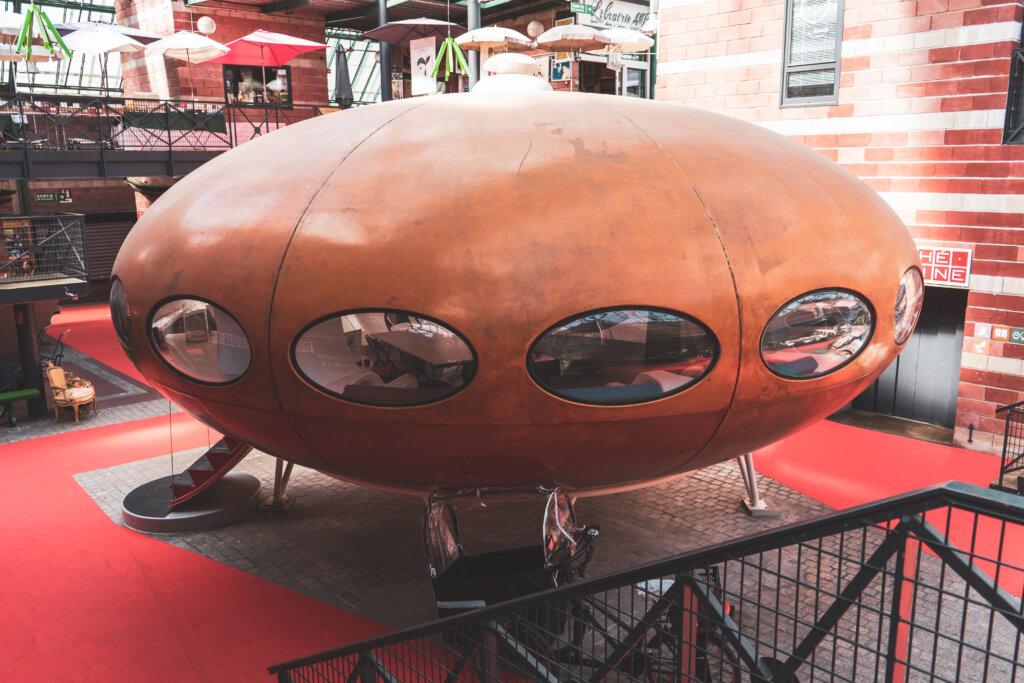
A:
410;37;438;97
577;0;650;30
919;246;971;288
571;2;594;13
34;190;71;203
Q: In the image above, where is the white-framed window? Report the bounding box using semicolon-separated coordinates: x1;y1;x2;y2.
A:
781;0;845;107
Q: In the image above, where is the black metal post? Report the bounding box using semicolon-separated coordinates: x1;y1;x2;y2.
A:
377;0;391;102
14;303;46;417
467;0;481;88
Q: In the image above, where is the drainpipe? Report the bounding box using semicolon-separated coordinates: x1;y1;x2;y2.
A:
377;0;391;102
467;0;481;88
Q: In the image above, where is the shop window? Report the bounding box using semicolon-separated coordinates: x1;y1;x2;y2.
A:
223;64;292;106
292;311;476;407
761;289;873;379
527;308;718;405
1003;48;1024;143
150;298;251;384
781;0;844;106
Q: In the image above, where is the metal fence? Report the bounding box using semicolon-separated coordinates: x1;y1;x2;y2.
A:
269;481;1024;682
0;92;335;152
995;400;1024;494
0;213;86;284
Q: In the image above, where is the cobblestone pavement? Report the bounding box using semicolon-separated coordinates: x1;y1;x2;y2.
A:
0;344;179;446
75;449;831;629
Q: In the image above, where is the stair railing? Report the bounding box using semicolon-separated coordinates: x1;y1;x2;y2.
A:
269;481;1024;683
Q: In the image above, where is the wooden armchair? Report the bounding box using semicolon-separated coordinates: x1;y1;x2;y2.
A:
44;362;97;424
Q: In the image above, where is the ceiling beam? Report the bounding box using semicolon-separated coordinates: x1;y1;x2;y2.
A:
261;0;310;12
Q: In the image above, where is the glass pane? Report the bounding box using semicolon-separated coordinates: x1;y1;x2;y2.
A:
150;299;251;384
293;311;476;406
786;69;835;99
789;0;839;65
894;268;924;344
624;67;646;98
761;290;873;378
528;309;717;405
109;278;131;351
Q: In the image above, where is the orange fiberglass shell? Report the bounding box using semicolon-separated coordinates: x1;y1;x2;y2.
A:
112;92;922;497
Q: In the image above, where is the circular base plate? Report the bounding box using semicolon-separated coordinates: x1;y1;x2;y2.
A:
122;472;263;533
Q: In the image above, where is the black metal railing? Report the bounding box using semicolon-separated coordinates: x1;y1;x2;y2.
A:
269;481;1024;682
0;213;86;284
995;400;1024;494
0;92;335;153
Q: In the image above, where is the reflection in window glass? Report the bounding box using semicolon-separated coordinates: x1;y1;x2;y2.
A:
761;290;872;378
293;311;476;406
894;268;924;344
150;299;251;384
109;278;132;351
527;309;717;405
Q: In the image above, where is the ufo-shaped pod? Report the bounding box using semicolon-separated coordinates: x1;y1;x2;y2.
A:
112;92;920;497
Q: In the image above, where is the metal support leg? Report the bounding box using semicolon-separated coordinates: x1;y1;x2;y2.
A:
737;453;780;518
259;457;295;511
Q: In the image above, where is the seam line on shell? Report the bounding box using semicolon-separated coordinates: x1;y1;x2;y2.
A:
264;100;436;458
616;108;744;472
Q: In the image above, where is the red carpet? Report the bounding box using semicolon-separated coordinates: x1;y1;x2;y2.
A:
1;413;390;682
754;420;999;509
47;303;144;383
755;420;1023;596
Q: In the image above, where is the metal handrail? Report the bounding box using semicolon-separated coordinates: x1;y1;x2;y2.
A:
269;481;1024;681
0;92;330;153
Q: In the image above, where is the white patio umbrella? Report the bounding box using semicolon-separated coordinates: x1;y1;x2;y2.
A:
144;31;229;63
534;24;611;52
61;26;144;95
144;31;229;98
455;26;533;52
591;28;654;54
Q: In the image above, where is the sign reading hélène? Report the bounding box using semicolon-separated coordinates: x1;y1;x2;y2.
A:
919;246;971;288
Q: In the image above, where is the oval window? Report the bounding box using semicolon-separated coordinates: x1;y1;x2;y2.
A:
109;278;132;352
894;267;924;345
761;290;873;379
293;311;476;406
150;298;251;384
527;308;718;405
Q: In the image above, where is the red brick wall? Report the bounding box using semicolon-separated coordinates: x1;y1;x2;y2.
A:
115;0;328;104
657;0;1024;453
24;179;135;216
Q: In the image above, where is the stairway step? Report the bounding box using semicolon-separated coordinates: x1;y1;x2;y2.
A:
186;467;218;486
190;453;212;471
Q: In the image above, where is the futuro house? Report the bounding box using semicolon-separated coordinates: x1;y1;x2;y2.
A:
110;91;924;497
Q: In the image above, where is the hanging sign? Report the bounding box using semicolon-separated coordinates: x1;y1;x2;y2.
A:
410;37;438;96
919;246;971;288
577;0;651;30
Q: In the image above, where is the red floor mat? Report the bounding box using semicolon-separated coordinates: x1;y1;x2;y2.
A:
1;413;389;682
48;303;144;383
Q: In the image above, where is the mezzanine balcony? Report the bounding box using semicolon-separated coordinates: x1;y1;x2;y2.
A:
0;92;339;179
